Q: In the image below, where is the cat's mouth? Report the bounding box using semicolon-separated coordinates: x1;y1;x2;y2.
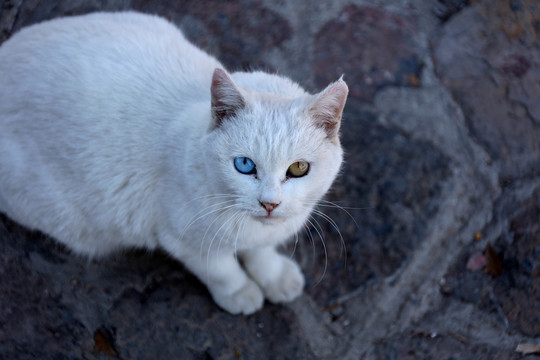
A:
252;214;287;225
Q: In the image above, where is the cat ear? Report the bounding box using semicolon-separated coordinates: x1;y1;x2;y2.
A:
308;77;349;142
211;68;246;127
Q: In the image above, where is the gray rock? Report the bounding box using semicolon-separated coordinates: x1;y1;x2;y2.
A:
1;0;539;359
432;0;540;177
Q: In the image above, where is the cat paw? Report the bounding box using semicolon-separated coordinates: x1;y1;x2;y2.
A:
211;279;264;315
260;257;305;304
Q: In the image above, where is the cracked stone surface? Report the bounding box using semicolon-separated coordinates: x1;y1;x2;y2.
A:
1;0;539;359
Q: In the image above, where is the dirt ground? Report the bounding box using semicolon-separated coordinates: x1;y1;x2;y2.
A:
1;0;539;359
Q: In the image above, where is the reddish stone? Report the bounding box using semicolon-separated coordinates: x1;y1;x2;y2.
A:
499;54;531;78
466;252;487;271
132;0;292;71
313;5;421;102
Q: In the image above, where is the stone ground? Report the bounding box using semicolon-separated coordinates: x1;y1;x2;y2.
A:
1;0;539;359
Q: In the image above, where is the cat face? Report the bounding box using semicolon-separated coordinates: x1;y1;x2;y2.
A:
203;69;347;236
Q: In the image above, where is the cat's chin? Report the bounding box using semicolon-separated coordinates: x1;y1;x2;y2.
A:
252;215;287;226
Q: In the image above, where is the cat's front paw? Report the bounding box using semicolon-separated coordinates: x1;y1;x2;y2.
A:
260;257;305;304
211;279;264;315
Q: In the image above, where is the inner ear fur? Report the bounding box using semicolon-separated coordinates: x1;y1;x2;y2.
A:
308;78;349;141
210;68;246;127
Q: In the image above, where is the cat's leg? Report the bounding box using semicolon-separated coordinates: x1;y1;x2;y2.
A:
171;248;264;315
241;245;305;304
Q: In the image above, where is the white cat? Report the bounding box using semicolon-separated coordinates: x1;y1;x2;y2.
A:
0;12;348;314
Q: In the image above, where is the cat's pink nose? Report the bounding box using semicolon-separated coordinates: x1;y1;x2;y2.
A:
259;201;280;213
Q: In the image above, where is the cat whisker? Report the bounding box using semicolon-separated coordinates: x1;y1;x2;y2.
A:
202;207;243;282
215;210;244;257
299;222;317;284
306;198;367;232
182;199;238;239
304;198;368;270
181;193;242;228
311;199;372;211
302;219;316;249
310;208;347;266
183;193;243;206
288;219;300;260
199;204;240;261
304;215;328;287
232;212;249;258
196;199;252;270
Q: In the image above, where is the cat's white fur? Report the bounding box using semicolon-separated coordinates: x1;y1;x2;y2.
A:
0;12;348;314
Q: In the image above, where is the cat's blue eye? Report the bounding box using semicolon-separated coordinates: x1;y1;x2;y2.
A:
234;157;256;175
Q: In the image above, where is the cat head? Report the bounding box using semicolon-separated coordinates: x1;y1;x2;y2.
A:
204;69;348;237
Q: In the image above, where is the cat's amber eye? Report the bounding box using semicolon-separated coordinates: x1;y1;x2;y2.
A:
287;161;310;178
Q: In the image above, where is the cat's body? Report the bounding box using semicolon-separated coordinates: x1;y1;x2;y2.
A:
0;12;347;314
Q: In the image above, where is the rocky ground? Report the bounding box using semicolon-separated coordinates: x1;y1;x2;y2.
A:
1;0;539;359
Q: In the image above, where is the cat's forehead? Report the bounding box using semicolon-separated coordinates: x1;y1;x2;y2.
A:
250;97;304;133
226;101;326;165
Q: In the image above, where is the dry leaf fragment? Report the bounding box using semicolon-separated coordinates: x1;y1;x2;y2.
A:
483;243;502;277
94;328;119;357
407;73;420;87
516;343;540;355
